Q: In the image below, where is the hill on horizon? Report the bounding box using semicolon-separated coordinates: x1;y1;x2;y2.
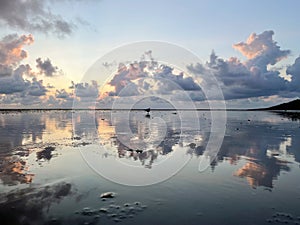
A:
260;99;300;110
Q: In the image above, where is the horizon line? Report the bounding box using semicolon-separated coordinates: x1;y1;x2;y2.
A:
0;108;290;112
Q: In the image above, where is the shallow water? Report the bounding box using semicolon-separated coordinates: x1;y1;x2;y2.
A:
0;110;300;225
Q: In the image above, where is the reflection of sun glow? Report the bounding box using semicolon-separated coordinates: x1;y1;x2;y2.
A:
97;118;115;144
234;162;267;187
43;115;72;142
0;157;34;185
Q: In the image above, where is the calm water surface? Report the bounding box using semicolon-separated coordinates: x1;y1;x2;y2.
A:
0;110;300;225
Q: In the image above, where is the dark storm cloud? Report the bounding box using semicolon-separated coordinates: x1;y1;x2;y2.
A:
0;0;75;38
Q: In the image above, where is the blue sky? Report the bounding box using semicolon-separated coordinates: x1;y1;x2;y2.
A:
0;0;300;108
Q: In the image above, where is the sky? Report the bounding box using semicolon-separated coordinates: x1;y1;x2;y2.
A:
0;0;300;109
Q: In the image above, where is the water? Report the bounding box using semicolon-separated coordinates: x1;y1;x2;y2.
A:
0;110;300;225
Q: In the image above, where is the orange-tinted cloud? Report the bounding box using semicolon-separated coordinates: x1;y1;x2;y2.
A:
0;34;33;66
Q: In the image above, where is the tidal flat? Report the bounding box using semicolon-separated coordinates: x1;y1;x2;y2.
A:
0;110;299;225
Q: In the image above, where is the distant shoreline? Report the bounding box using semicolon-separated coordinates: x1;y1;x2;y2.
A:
0;108;299;112
2;99;299;112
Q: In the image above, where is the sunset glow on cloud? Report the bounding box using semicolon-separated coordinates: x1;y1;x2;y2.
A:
0;0;300;109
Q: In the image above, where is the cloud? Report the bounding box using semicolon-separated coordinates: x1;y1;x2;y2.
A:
106;60;200;97
0;33;34;65
0;33;49;104
188;30;294;100
0;0;75;38
0;72;48;98
233;31;290;61
0;34;34;76
36;58;61;77
27;78;48;96
286;56;300;85
74;80;98;98
0;66;29;94
233;30;290;74
102;31;297;103
55;89;73;99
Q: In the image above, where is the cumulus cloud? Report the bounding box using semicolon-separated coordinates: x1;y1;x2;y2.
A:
36;58;61;77
0;71;48;97
286;56;300;83
56;89;73;99
106;60;200;98
0;0;75;38
188;30;294;100
0;67;29;94
27;78;48;96
233;30;290;74
0;33;50;106
101;30;298;103
0;34;34;76
74;80;98;98
233;31;290;61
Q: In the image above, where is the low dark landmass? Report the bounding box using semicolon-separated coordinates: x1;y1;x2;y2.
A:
0;99;299;111
254;99;300;111
0;108;240;112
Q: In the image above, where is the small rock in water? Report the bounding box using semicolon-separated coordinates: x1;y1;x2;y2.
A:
94;215;100;219
141;205;147;209
196;212;204;216
114;218;121;223
81;207;97;216
118;214;127;219
128;206;136;213
110;204;120;209
100;192;116;198
73;136;81;140
99;207;109;213
124;203;131;207
108;213;117;218
189;143;196;149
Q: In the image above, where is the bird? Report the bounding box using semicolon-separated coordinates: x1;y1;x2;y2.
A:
144;108;151;118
